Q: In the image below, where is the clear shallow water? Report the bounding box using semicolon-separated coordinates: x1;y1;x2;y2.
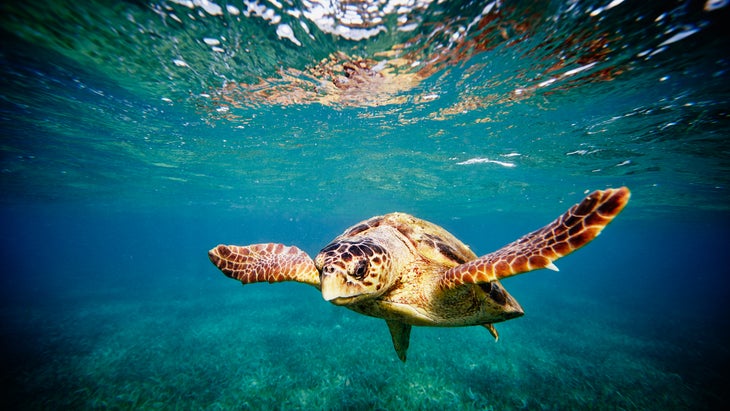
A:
1;0;729;409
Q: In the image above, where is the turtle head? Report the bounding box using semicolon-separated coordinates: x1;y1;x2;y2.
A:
315;239;394;306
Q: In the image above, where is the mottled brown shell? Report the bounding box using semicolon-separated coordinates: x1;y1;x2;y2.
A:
335;212;478;268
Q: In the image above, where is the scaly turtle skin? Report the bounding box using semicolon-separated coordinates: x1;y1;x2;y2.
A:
208;187;630;362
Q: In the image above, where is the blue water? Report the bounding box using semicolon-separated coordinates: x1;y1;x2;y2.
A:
2;0;729;409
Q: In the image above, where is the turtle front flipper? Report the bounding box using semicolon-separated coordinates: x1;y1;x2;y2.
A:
439;187;630;288
209;243;320;289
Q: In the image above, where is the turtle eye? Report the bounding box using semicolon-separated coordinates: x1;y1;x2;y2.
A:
353;260;369;280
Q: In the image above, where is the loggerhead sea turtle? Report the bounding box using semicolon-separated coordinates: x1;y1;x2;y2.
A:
208;187;630;362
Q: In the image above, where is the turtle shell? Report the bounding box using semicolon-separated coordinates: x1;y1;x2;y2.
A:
334;212;478;269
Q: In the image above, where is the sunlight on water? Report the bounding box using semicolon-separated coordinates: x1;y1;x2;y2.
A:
0;0;728;213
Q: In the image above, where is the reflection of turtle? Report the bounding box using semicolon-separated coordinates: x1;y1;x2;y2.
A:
209;188;630;362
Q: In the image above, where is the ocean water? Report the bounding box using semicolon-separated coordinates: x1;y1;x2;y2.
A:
1;0;729;409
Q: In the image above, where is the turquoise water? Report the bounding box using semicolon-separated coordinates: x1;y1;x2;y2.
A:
1;0;729;409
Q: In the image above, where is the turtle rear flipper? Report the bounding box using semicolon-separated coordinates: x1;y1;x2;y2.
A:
439;187;630;288
385;320;412;363
209;243;321;289
482;323;499;341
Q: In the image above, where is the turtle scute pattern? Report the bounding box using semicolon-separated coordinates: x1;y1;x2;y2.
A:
208;243;320;287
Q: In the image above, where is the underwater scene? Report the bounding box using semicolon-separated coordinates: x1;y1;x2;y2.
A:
1;0;729;409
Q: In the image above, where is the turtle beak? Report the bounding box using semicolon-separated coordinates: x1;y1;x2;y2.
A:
320;268;360;305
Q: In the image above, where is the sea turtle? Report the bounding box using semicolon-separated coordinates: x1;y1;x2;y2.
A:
208;187;630;362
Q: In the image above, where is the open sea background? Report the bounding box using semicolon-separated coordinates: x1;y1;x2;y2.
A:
1;0;729;409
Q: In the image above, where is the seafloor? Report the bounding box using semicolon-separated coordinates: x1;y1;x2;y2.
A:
2;278;719;410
